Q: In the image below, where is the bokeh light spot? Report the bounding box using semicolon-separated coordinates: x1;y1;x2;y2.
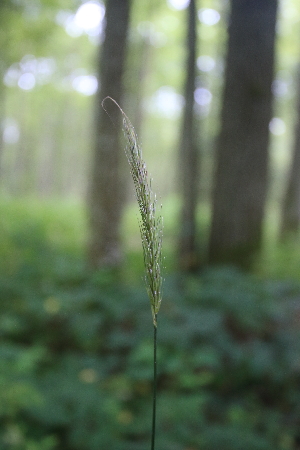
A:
198;8;220;25
2;119;20;144
72;75;98;95
269;117;286;135
167;0;189;10
75;1;105;31
147;86;184;118
194;87;212;106
18;73;36;90
197;55;215;72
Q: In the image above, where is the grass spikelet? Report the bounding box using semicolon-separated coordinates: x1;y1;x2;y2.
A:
102;96;163;327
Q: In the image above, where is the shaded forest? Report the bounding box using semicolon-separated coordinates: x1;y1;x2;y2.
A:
2;0;300;449
1;0;300;269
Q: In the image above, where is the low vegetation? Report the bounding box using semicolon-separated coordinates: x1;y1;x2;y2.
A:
1;199;300;450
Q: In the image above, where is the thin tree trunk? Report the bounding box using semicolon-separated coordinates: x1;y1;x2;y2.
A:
208;0;278;269
88;0;131;268
280;68;300;239
178;0;200;271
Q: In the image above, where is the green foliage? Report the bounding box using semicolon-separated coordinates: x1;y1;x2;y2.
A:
0;0;79;68
1;201;300;449
257;235;300;281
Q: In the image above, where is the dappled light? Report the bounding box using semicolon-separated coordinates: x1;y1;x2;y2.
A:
2;119;20;144
269;117;287;135
4;56;56;89
167;0;190;10
198;8;221;25
272;78;290;97
197;55;216;72
72;74;98;95
18;72;36;90
57;1;105;38
146;85;184;118
74;1;105;34
194;87;212;106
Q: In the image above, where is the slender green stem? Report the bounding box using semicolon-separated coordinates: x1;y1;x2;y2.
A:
151;315;157;450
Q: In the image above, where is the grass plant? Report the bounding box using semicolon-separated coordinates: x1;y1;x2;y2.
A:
102;97;163;450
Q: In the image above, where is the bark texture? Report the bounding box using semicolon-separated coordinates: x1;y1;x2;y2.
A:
88;0;131;268
178;0;200;271
280;69;300;239
208;0;278;269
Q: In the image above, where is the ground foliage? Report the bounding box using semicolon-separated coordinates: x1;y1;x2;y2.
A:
1;202;300;449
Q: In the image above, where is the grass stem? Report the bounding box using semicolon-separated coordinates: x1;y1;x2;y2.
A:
151;315;157;450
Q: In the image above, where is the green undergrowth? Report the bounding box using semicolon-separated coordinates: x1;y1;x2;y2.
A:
256;237;300;281
1;198;300;449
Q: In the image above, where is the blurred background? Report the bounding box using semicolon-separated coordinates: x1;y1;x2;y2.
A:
2;0;300;449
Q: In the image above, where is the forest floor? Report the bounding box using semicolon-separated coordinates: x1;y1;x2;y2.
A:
1;198;300;450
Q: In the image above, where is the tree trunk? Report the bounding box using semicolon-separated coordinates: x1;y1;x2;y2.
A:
88;0;131;268
279;68;300;240
178;0;200;271
208;0;278;269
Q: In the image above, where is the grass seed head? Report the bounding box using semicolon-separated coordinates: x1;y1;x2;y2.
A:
102;97;163;327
